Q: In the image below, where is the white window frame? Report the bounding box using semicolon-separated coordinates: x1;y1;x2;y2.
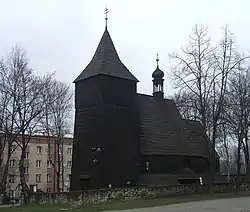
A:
24;167;29;173
36;160;41;168
67;161;72;168
67;147;72;155
36;174;41;183
47;160;52;168
25;152;29;159
9;159;16;167
47;174;52;182
37;146;42;154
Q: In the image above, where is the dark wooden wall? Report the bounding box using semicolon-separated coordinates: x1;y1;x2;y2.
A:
140;155;219;174
71;75;140;190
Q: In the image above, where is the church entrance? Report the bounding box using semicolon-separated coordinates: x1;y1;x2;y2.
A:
79;174;91;190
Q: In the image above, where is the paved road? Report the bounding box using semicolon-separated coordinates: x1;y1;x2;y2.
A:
109;197;250;212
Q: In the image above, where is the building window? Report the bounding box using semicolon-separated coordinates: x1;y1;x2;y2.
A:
11;145;16;152
25;152;29;159
67;161;72;168
153;84;163;92
67;188;70;192
47;160;52;168
9;159;16;167
92;147;102;152
92;159;98;164
24;167;29;173
9;174;15;183
47;174;52;182
25;174;29;182
47;188;51;193
36;160;41;168
30;184;37;192
36;174;41;183
47;146;53;154
37;146;42;154
67;147;72;155
9;190;16;197
67;174;71;182
146;161;150;171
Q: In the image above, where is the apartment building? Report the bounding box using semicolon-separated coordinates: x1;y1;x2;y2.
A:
2;135;73;197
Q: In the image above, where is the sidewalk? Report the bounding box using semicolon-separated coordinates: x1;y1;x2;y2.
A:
0;203;22;208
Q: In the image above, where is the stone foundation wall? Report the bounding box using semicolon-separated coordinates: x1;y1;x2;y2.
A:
30;182;250;205
31;183;250;205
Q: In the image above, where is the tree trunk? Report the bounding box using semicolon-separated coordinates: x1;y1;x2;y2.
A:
226;158;230;182
19;146;30;204
61;141;64;192
244;132;250;181
0;146;11;195
56;140;60;193
209;124;217;192
236;137;242;188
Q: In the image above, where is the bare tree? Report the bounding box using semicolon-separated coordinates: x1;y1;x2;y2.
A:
173;91;200;120
170;25;249;187
223;63;250;183
42;80;73;192
0;46;55;203
0;50;24;196
170;25;215;131
0;90;12;195
216;123;233;181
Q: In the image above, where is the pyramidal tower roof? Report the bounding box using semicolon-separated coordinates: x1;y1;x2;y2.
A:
74;27;139;82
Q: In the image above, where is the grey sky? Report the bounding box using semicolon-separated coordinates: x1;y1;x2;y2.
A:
0;0;250;96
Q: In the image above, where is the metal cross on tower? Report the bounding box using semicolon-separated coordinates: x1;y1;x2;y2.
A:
104;7;109;28
156;53;159;67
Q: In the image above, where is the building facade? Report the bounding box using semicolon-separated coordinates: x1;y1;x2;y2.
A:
1;135;73;198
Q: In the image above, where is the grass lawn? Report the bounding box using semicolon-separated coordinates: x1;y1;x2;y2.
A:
1;192;250;212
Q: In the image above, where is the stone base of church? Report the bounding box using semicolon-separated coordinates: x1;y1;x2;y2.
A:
137;172;224;187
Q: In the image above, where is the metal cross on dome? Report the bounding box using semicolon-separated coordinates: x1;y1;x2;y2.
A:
156;53;159;67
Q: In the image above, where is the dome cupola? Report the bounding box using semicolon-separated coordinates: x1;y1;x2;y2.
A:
152;54;164;99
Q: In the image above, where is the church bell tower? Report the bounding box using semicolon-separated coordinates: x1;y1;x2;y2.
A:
152;54;164;99
70;8;140;190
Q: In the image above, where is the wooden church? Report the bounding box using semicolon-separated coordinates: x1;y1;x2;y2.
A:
70;16;220;190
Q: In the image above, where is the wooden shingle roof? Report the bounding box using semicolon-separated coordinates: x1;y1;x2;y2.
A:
74;28;138;82
137;94;210;158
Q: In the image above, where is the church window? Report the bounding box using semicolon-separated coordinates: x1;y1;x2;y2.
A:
153;85;157;92
91;147;102;152
146;161;150;171
92;159;98;164
158;84;161;91
153;84;162;92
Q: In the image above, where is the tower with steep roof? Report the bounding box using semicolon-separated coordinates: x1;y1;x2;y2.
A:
70;9;140;190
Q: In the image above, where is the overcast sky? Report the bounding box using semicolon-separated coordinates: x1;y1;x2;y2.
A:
0;0;250;96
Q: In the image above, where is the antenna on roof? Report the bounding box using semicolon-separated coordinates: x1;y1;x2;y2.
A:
104;6;109;29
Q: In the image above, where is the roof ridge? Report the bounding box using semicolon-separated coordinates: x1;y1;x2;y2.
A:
137;93;174;102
